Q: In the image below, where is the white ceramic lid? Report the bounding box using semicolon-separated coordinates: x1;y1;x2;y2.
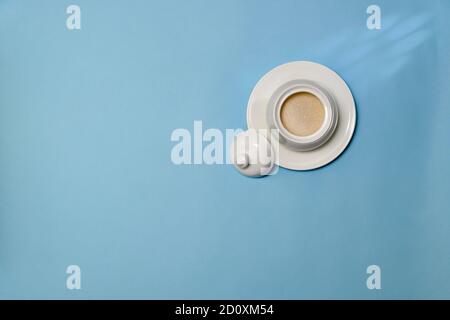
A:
230;130;276;177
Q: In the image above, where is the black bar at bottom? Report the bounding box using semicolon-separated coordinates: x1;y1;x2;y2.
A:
0;299;445;318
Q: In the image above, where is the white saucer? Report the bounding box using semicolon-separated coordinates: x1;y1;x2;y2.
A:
247;61;356;171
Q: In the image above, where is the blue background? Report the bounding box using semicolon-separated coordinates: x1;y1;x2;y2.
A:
0;0;449;299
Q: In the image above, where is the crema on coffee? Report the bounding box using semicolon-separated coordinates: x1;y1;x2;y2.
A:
280;92;325;137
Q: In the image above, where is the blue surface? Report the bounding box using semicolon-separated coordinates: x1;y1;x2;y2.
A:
0;0;449;299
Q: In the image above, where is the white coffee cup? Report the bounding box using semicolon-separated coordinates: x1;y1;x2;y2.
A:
267;80;338;151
